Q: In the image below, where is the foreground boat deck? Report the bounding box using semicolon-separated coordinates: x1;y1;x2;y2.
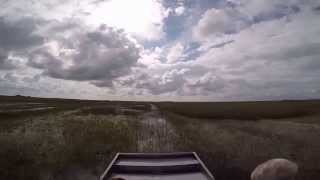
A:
100;152;215;180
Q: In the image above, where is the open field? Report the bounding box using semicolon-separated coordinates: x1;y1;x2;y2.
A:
0;95;320;180
157;100;320;120
158;101;320;180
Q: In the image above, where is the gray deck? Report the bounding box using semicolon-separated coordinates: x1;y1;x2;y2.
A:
100;152;215;180
115;157;199;166
110;172;210;180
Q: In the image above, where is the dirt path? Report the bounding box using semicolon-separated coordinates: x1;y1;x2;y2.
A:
136;104;177;152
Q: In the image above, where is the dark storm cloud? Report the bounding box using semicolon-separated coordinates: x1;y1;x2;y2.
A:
0;51;15;70
0;13;140;89
28;25;140;87
0;17;44;70
314;6;320;11
28;49;64;72
3;72;18;82
0;17;44;50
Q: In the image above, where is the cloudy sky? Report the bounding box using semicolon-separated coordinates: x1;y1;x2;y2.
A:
0;0;320;101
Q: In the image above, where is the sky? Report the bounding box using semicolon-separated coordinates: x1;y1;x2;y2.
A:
0;0;320;101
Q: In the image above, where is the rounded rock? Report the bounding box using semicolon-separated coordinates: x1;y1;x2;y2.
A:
251;158;298;180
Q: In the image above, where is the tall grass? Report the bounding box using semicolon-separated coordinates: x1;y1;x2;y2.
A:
164;112;320;180
0;113;138;180
1;96;320;180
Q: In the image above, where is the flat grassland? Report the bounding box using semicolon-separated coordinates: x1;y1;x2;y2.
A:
157;101;320;180
0;95;319;180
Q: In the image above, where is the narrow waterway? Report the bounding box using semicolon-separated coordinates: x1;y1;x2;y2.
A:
137;104;177;152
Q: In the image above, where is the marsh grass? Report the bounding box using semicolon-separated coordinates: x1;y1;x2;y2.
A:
164;112;320;180
1;96;320;180
75;106;117;116
0;101;173;180
0;112;139;180
135;111;178;152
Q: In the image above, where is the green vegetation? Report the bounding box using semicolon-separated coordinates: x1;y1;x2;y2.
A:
0;95;320;180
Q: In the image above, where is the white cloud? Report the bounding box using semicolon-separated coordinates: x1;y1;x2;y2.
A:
0;0;169;41
82;0;169;41
138;47;163;67
27;23;140;87
1;0;320;100
193;8;248;41
175;6;185;16
167;42;185;63
177;0;185;6
193;0;320;42
189;72;226;92
192;7;320;99
229;0;319;18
